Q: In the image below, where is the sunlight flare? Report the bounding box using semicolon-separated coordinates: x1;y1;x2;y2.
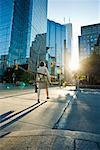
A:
69;61;79;71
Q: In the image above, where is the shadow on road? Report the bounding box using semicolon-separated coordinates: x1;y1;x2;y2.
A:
0;111;14;121
52;93;74;129
1;103;38;123
0;101;47;130
56;89;100;134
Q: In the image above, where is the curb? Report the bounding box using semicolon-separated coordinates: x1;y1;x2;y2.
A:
53;94;74;129
1;129;100;143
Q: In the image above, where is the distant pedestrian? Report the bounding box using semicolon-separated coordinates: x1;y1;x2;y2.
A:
36;61;51;103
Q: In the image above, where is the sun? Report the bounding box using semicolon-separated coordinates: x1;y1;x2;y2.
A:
69;61;79;71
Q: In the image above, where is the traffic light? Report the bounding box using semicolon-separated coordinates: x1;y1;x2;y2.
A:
15;64;18;70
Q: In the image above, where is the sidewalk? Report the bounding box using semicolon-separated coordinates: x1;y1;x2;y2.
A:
0;87;100;150
0;87;72;131
0;129;100;150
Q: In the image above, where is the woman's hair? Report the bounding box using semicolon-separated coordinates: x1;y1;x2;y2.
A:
39;61;45;67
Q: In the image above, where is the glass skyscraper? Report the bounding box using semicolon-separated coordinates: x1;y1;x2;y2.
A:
46;20;66;76
0;0;48;66
46;20;72;79
65;23;72;54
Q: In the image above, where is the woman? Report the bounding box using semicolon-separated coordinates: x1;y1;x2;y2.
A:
37;61;51;103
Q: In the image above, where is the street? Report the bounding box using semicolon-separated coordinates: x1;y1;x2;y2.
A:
54;89;100;135
0;87;100;134
0;86;100;150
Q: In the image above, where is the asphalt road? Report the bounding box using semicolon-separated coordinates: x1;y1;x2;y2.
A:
55;89;100;135
0;87;100;136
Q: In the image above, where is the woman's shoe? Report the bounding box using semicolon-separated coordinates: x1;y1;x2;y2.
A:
38;99;40;103
47;97;50;99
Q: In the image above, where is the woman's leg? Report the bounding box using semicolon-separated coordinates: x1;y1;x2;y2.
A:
45;83;49;98
37;83;41;102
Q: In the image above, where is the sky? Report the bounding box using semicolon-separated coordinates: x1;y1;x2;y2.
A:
48;0;100;65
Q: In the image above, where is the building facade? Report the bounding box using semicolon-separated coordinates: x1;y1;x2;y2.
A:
65;23;72;54
64;23;72;82
46;20;72;81
94;34;100;55
46;20;66;77
0;0;48;73
78;23;100;60
29;33;46;72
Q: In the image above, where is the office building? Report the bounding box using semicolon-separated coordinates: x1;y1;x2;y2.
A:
0;0;48;70
78;23;100;60
94;34;100;55
65;23;72;54
46;20;72;80
46;20;66;77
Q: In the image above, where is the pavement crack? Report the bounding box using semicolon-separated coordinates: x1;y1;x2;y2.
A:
19;120;51;128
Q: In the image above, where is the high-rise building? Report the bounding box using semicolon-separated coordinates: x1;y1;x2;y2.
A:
65;23;72;54
46;20;66;77
78;23;100;60
64;23;72;82
0;0;48;66
46;20;72;80
94;34;100;55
